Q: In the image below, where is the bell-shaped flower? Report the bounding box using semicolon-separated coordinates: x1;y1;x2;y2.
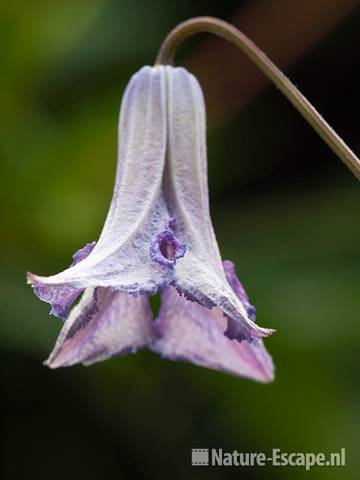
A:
27;65;275;382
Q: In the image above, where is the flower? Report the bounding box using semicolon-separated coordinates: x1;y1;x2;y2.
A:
27;65;275;381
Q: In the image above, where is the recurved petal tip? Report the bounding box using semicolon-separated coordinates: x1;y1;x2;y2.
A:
222;260;275;342
225;317;275;342
27;271;82;320
27;241;97;319
26;271;36;285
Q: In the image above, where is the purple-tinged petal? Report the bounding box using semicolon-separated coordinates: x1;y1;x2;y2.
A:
29;281;81;320
222;260;273;376
71;241;96;266
150;219;186;268
27;241;96;319
152;286;274;382
163;66;274;341
222;260;258;341
223;260;256;321
27;67;175;295
45;288;157;368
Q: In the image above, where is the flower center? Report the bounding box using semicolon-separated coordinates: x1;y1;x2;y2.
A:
159;238;177;261
150;219;186;269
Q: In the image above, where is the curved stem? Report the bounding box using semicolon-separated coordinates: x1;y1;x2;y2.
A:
156;16;360;180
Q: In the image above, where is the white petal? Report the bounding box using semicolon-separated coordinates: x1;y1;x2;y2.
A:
30;66;174;294
164;66;274;340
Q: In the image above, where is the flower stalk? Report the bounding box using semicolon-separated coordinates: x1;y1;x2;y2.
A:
156;16;360;181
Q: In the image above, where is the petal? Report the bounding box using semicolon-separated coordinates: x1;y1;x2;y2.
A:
45;288;157;368
27;241;96;319
222;260;256;321
71;241;97;265
164;66;274;341
152;286;274;382
28;66;175;294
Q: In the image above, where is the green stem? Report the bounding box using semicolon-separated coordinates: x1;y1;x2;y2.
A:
156;16;360;181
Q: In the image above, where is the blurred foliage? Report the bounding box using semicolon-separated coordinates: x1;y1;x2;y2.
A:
0;1;359;479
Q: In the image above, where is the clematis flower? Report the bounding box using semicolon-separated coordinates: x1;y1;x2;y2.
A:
27;65;275;382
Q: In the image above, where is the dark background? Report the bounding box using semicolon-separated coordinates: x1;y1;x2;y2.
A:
0;1;359;479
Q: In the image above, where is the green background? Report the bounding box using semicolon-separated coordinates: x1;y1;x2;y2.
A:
0;1;359;479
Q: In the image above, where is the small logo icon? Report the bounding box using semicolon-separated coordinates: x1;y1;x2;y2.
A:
192;449;209;466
